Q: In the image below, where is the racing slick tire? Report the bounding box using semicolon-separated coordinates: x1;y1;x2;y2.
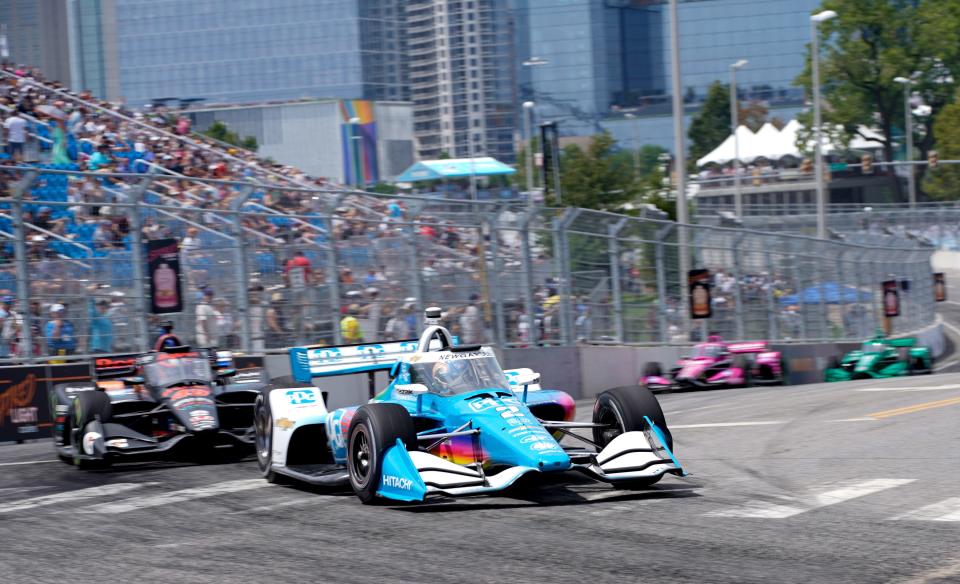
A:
592;386;672;488
643;361;663;378
826;356;842;371
68;391;112;470
346;403;417;504
254;391;281;484
592;386;672;450
908;356;932;376
733;355;753;388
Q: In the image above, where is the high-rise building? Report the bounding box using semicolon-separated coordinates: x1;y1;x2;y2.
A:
406;0;516;162
520;0;821;150
2;0;408;105
0;0;74;91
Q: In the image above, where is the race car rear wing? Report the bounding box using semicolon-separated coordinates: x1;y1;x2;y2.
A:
726;342;771;354
93;356;138;379
289;340;421;383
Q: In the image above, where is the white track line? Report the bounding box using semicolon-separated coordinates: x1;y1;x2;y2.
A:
0;483;156;514
0;459;59;467
892;497;960;522
893;557;960;584
706;478;914;519
670;421;786;429
78;479;273;514
857;383;960;392
229;497;317;515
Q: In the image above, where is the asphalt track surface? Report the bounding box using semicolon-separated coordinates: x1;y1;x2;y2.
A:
1;372;959;584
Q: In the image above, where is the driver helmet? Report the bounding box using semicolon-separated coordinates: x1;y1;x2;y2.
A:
432;360;470;395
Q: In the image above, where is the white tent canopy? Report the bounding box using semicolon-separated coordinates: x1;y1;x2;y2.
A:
696;120;885;167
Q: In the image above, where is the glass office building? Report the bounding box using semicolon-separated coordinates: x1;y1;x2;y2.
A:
110;0;407;105
521;0;821;147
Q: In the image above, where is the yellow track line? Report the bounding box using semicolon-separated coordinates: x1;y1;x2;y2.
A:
868;396;960;419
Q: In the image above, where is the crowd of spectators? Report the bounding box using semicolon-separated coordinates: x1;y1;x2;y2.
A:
0;63;624;357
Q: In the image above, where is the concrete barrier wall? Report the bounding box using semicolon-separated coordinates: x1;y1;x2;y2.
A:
262;318;945;404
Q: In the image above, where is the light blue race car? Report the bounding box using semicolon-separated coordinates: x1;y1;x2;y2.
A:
254;307;684;504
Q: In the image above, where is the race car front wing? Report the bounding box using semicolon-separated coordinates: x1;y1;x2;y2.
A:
375;417;684;502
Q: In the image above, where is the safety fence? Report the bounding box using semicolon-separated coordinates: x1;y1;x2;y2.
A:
0;166;937;362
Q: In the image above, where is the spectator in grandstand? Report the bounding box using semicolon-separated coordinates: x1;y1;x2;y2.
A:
87;296;113;353
30;206;65;234
50;117;71;166
284;250;312;288
195;288;218;347
3;106;27;162
44;303;77;356
87;143;112;171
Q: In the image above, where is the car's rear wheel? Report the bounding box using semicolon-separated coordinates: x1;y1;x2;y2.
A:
346;404;417;504
254;392;280;483
733;356;752;387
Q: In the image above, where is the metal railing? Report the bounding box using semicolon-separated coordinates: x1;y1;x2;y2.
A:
0;166;936;362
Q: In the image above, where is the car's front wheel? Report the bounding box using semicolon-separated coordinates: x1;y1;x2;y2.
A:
254;392;279;483
346;404;417;504
592;386;673;488
68;391;112;470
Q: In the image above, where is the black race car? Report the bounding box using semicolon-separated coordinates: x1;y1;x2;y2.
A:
50;347;266;468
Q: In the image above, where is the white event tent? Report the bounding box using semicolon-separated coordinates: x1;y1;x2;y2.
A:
696;120;884;167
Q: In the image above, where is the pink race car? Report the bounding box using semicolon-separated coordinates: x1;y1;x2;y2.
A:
642;337;786;391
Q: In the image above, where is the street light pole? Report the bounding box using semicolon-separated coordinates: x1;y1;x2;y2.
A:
523;101;535;210
729;59;748;218
894;76;916;208
625;113;641;181
668;0;690;335
669;0;687;230
811;10;837;239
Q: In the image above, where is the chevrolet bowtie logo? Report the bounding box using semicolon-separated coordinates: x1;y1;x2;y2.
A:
276;417;295;430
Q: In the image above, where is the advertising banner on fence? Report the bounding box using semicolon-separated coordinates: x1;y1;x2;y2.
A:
148;238;183;314
688;269;712;319
883;280;900;317
0;363;88;442
934;273;947;302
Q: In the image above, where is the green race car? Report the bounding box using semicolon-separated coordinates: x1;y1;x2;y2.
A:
824;335;934;382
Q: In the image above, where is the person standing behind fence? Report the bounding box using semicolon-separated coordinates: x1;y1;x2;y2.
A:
214;297;236;349
265;292;287;348
0;296;18;358
249;284;266;353
45;303;76;357
383;305;410;341
195;288;218;347
88;297;113;353
341;304;364;344
459;294;483;345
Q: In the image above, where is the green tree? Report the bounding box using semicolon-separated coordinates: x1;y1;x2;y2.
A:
201;120;259;152
557;132;640;209
795;0;960;199
688;81;731;166
923;99;960;199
